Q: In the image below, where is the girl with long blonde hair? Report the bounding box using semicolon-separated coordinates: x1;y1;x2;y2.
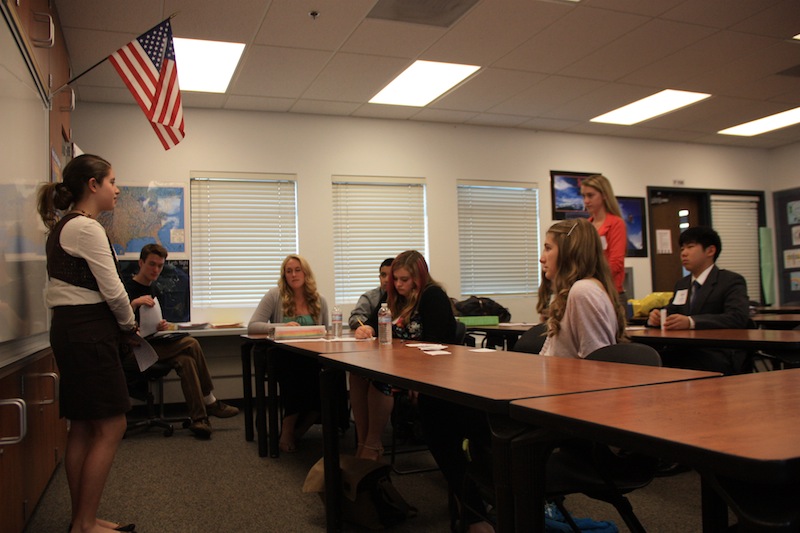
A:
539;218;627;357
580;174;627;295
248;254;330;452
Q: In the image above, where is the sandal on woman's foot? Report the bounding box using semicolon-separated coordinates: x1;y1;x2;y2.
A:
67;522;135;532
279;439;297;453
361;444;384;461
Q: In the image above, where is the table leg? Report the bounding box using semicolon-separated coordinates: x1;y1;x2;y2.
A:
510;428;562;533
320;366;343;532
267;347;280;458
701;475;728;532
254;347;268;457
488;415;531;532
241;341;254;442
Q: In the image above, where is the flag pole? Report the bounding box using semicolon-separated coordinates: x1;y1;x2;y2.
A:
49;12;179;99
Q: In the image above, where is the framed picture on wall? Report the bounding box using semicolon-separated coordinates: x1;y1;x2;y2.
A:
550;170;597;220
617;196;648;258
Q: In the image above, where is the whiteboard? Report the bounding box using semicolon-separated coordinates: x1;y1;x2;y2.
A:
0;6;51;366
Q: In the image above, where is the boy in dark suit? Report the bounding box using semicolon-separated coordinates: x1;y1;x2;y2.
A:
647;226;750;374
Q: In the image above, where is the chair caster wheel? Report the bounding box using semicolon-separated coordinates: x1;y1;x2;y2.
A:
182;420;190;429
164;426;174;437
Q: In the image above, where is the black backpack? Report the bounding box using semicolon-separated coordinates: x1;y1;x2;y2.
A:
453;296;511;323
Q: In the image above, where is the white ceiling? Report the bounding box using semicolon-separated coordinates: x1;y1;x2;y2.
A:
53;0;800;149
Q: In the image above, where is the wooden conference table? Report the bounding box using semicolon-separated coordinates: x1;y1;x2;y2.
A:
466;323;537;350
751;313;800;330
240;334;382;457
317;344;716;532
754;305;800;315
627;327;800;351
510;369;800;531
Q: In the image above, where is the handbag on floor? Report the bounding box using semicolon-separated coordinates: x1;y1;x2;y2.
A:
303;455;417;530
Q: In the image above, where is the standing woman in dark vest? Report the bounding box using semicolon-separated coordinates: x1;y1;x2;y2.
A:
38;154;138;533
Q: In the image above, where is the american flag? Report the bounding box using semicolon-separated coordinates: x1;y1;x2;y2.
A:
109;19;185;150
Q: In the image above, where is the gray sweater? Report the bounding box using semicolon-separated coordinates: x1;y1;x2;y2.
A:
247;286;330;334
348;286;382;330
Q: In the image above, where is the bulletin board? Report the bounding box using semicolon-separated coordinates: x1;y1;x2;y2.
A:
773;186;800;304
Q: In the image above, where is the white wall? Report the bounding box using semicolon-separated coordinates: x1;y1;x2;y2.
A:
73;102;773;323
768;143;800;193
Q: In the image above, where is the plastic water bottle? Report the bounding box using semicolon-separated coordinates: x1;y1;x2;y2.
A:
332;306;342;338
378;303;392;345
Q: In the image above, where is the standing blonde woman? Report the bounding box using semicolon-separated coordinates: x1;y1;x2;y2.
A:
248;254;330;452
580;174;627;296
538;218;627;358
37;154;137;533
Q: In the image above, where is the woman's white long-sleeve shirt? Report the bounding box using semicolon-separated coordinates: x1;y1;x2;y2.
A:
45;215;136;329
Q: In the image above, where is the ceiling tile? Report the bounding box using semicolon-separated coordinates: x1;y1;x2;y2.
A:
559;19;716;81
290;100;362;116
494;6;647;74
518;116;581;131
411;108;478;123
340;18;444;58
433;68;546;112
465;113;531;127
230;46;332;98
542;82;654;121
255;0;375;50
352;104;420;120
165;0;268;42
56;0;163;33
730;0;800;39
181;92;227;109
301;53;410;102
620;31;776;87
421;0;571;65
660;0;780;30
224;95;296;112
581;0;684;17
489;76;608;117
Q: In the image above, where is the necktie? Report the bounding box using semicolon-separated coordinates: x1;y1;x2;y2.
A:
689;281;700;312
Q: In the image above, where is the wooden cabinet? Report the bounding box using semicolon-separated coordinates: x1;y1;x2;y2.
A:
0;350;68;533
8;0;72;165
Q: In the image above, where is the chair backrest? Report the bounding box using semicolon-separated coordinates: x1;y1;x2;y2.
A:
586;342;662;367
454;320;467;345
513;323;547;354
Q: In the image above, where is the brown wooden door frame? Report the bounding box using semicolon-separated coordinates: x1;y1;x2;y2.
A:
646;186;766;297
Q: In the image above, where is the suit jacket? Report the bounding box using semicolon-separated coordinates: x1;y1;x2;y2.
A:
661;265;750;374
665;265;750;329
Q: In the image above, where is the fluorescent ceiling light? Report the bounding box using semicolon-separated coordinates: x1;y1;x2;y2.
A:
370;60;480;107
174;38;245;93
794;33;800;40
591;89;711;125
718;107;800;136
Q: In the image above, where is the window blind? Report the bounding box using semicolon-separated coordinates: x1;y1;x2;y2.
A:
710;194;761;302
458;181;540;295
190;173;298;308
332;176;427;304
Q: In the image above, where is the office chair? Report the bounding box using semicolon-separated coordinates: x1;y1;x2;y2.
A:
747;324;800;371
453;342;662;533
512;323;548;354
125;360;191;437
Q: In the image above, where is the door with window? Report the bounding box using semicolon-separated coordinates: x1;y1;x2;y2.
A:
648;188;764;302
648;190;705;292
